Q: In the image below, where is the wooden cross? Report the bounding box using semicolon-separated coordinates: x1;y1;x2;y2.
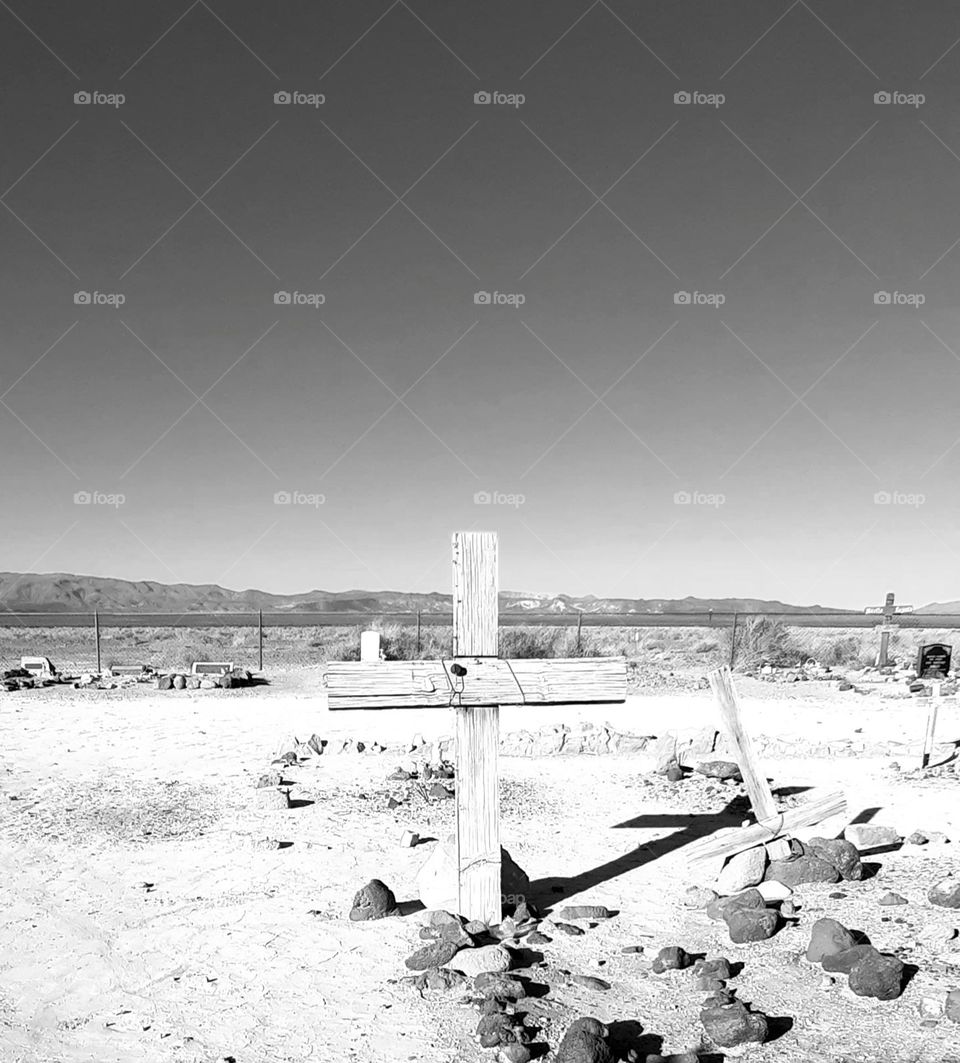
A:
325;531;626;922
863;591;913;667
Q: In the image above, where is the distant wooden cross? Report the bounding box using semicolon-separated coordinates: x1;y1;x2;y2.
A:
863;591;913;667
325;531;626;922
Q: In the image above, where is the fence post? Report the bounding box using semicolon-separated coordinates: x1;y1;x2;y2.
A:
729;612;738;670
258;609;263;671
94;610;101;673
416;610;422;657
576;610;583;652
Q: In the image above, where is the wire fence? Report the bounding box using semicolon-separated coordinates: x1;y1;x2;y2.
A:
2;608;960;674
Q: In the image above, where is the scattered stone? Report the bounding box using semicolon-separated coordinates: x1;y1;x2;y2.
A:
879;891;908;906
559;905;612;921
696;760;742;781
253;787;288;810
665;764;684;783
348;879;397;922
765;854;840;888
554;922;585;937
848;952;905;1000
724;906;779;943
621;945;644;954
843;823;901;850
464;919;488;936
946;988;960;1022
570;974;611;991
474;972;526;999
821;944;880;974
498;1046;532;1063
756;880;792;903
919;991;947;1019
806;918;856;963
172;675;186;689
446;944;511;977
805;837;864;880
527;930;551;945
716;846;767;895
929;878;960;909
651;946;692;973
781;899;798;918
555;1017;613;1063
693;957;733;981
699;999;768;1047
706;888;765;922
477;1012;526;1048
682;885;718;909
405;940;459;970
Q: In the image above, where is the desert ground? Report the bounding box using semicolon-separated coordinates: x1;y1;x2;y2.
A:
1;660;959;1063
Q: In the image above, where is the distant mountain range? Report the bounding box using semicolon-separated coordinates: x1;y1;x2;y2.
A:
0;572;856;615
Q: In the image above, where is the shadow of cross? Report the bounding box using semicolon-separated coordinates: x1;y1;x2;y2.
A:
323;530;627;923
529;786;815;906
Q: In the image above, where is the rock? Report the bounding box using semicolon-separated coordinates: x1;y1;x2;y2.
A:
699;1000;768;1047
157;675;174;691
199;678;217;689
555;1017;613;1063
651;946;692;972
764;855;839;888
559;905;612;921
428;782;453;799
405;940;459;970
416;833;529;916
464;919;488;936
848;952;905;1000
253;787;288;810
475;972;526;999
446;944;511;977
805;837;864;880
527;930;551;945
185;676;200;689
806;918;856;963
682;885;718;909
756;880;792;903
946;988;960;1022
908;831;929;845
781;899;798;918
723;906;779;943
716;847;767;895
553;922;584;936
172;675;186;689
621;945;644;954
498;1046;532;1063
706;888;765;922
929;878;960;909
843;823;901;850
821;944;880;974
694;976;726;993
693;957;733;981
919;992;947;1019
696;760;742;781
665;764;684;783
477;1013;525;1048
422;968;466;991
879;891;908;906
348;879;397;921
917;924;957;947
570;974;611;991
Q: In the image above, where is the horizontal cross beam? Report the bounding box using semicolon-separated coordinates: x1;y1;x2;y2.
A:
325;656;627;710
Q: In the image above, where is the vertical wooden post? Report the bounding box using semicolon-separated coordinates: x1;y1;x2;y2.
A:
416;610;422;658
452;531;501;924
709;666;792;859
878;591;895;667
921;680;941;769
258;609;264;672
94;610;101;674
729;612;738;669
576;610;583;653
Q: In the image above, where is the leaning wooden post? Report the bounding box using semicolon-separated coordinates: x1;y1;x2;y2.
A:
452;531;501;924
708;666;792;860
921;680;941;769
94;609;101;674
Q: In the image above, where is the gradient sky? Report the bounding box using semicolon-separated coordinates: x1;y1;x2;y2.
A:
2;0;960;607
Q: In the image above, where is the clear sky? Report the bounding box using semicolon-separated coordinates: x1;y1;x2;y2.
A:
1;0;959;608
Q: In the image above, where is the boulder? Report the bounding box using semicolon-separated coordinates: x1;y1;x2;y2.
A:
843;823;901;850
805;837;864;880
348;879;397;921
756;880;792;903
558;905;612;921
651;946;692;972
806;918;856;963
716;846;767;895
764;855;839;888
699;1000;768;1047
929;878;960;909
554;1018;613;1063
723;906;779;943
199;678;218;690
696;760;742;782
157;675;174;691
848;952;905;1000
416;833;529;916
682;885;718;909
821;944;880;974
446;944;511;977
706;888;765;922
172;675;186;690
405;940;459;970
946;988;960;1023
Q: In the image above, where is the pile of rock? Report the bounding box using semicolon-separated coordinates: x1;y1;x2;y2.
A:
1;667;61;691
806;917;905;1000
156;668;254;691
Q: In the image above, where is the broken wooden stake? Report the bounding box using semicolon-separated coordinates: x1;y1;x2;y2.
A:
708;666;792;860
